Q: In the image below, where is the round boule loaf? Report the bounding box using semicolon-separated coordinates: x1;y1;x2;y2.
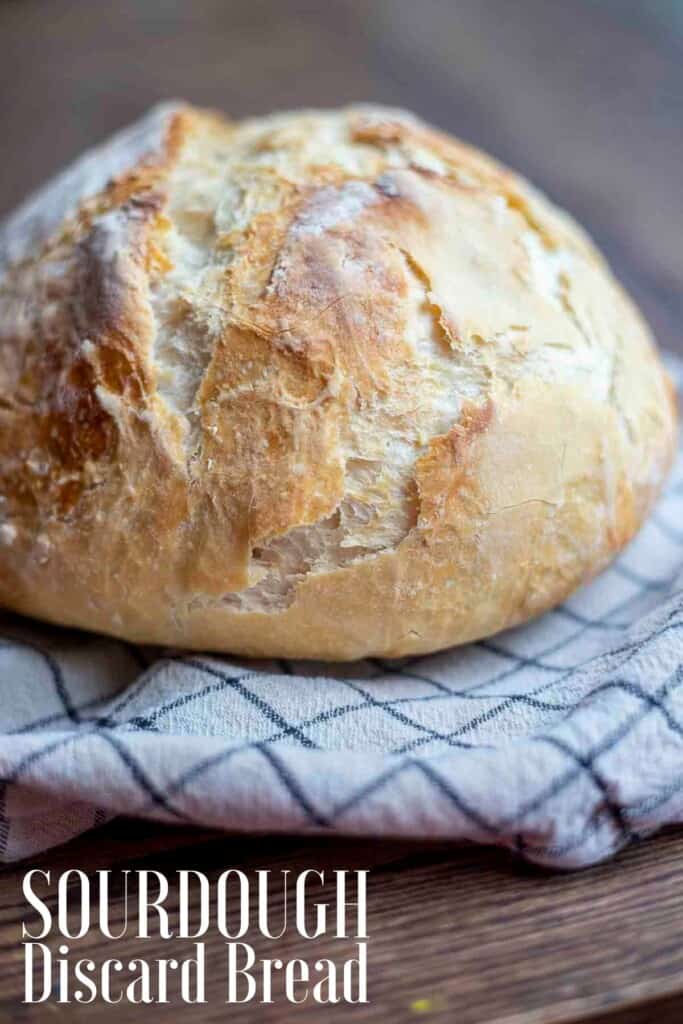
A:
0;103;677;659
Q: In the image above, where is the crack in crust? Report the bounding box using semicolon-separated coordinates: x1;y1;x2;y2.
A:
223;249;471;612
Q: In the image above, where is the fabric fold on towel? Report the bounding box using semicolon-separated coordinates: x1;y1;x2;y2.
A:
1;361;681;869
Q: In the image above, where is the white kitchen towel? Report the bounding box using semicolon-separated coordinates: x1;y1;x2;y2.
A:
1;355;681;870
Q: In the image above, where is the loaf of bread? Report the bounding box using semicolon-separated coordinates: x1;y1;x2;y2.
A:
0;104;677;659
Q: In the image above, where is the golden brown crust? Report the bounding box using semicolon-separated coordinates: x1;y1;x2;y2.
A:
0;104;677;659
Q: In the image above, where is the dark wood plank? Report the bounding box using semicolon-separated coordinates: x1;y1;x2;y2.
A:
2;822;683;1023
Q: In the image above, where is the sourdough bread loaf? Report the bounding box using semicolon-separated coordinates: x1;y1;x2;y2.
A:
0;104;677;659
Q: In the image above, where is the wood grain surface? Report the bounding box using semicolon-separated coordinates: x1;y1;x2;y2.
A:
3;822;683;1023
0;2;682;1022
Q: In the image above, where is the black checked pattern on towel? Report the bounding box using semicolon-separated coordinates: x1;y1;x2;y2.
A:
1;368;682;867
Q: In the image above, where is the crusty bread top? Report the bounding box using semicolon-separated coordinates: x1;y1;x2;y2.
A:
0;104;677;656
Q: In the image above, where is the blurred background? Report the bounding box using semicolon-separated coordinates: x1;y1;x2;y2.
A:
0;0;681;353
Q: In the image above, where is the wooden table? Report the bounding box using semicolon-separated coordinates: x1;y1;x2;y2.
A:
3;823;683;1023
0;2;681;1021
